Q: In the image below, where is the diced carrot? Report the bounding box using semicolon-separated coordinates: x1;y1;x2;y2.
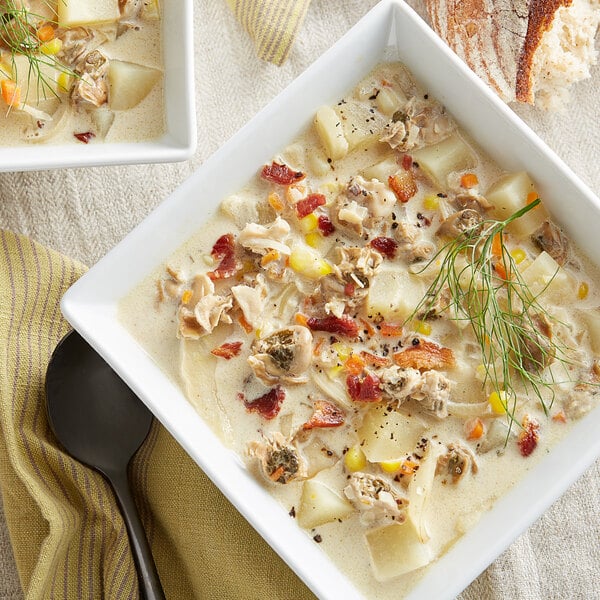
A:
345;354;366;376
294;313;308;327
237;314;253;333
1;80;20;107
37;24;55;42
359;318;375;336
494;261;508;280
380;322;403;337
460;173;479;189
400;460;419;476
464;417;484;440
260;249;280;266
491;232;503;257
552;410;567;423
527;191;539;205
268;192;284;211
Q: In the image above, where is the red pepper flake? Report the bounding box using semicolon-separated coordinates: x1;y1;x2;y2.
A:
389;171;417;203
296;193;326;218
211;341;243;359
346;372;381;402
369;236;398;259
401;154;413;170
317;214;335;236
306;315;359;338
518;416;540;457
238;385;285;420
74;131;95;144
261;161;305;185
302;400;345;430
208;233;240;280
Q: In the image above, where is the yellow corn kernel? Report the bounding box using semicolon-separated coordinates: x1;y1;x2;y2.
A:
379;460;402;474
181;289;192;304
578;282;589;300
414;320;431;336
423;195;439;211
289;245;332;279
56;71;72;93
488;390;507;415
260;249;280;266
299;212;318;233
344;445;367;472
332;342;352;362
39;38;62;56
510;248;526;264
305;232;321;248
327;364;344;379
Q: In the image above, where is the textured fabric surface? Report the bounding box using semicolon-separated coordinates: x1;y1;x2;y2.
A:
0;1;599;599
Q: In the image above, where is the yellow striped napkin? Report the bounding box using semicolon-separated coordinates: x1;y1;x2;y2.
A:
0;230;314;600
227;0;312;65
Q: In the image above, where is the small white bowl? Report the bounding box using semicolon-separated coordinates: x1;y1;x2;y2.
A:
60;2;600;598
0;0;196;172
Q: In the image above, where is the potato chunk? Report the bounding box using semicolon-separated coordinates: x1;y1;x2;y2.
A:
411;134;476;189
520;250;573;303
367;266;425;321
58;0;120;26
108;61;161;110
486;171;548;236
314;105;348;161
297;479;354;529
365;521;433;581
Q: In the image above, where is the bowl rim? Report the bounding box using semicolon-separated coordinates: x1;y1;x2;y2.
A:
60;1;600;598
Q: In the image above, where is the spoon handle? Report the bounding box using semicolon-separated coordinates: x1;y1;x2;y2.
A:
105;467;166;600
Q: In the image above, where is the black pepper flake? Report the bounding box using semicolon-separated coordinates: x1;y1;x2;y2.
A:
412;338;420;346
424;94;429;99
327;157;332;164
289;506;296;518
437;192;448;198
412;161;419;168
313;534;323;543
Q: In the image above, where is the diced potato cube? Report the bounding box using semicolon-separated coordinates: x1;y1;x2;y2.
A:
314;105;348;161
58;0;120;26
220;193;259;229
336;100;387;150
297;480;354;529
520;251;573;302
412;134;476;189
108;60;161;110
367;266;426;321
581;310;600;354
358;404;425;462
361;156;398;181
376;87;406;115
365;521;433;581
307;149;331;177
486;172;548;236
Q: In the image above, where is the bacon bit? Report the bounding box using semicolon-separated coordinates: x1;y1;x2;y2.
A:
302;400;345;430
401;154;413;170
317;214;335;236
344;282;355;296
552;410;567;423
345;354;366;375
360;318;375;336
389;171;417;203
208;233;240;280
393;339;455;371
460;173;479;189
518;416;540;457
268;192;284;211
306;315;359;338
380;322;403;337
237;314;253;333
464;417;484;440
360;350;392;368
369;236;398;259
74;131;95;144
211;341;243;359
346;372;381;402
239;386;285;419
260;249;280;266
261;161;305;185
296;193;326;218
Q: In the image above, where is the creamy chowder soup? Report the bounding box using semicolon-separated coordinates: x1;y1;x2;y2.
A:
0;0;163;145
120;62;600;598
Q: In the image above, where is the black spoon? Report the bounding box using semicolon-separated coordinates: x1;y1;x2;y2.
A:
45;330;166;600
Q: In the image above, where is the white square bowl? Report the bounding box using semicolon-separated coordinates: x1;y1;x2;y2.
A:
60;1;600;598
0;0;196;172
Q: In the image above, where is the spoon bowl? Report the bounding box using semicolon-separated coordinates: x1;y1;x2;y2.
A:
46;330;166;600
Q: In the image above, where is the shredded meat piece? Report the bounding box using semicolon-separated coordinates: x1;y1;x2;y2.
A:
344;472;409;526
70;50;109;108
238;217;291;256
517;313;555;373
436;443;478;483
57;27;113;70
247;432;307;483
531;220;569;266
437;209;483;238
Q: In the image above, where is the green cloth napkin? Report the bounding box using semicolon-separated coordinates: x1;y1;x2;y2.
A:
227;0;312;65
0;230;315;600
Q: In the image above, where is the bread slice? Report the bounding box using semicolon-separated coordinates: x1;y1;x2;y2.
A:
425;0;600;109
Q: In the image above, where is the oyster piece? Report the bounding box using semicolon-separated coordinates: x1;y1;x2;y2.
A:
247;432;307;484
436;443;478;484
